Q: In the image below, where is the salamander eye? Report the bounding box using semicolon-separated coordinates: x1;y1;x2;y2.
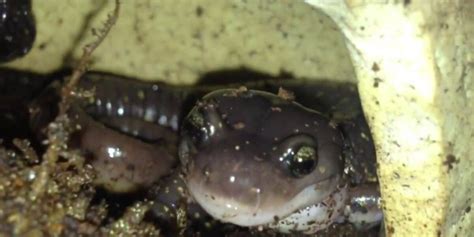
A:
181;99;227;147
289;145;317;177
283;145;318;178
182;106;208;146
277;134;318;178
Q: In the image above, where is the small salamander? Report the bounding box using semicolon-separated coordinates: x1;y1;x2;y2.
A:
2;69;381;234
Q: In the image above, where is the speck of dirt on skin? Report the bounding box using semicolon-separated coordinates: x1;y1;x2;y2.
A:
277;87;295;101
233;122;245;129
237;86;248;92
271;107;282;112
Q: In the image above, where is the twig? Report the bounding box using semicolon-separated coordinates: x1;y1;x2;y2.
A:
60;0;121;114
30;0;121;201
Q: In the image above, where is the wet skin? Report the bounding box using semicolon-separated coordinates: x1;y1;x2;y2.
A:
179;88;345;227
72;72;380;234
0;69;381;234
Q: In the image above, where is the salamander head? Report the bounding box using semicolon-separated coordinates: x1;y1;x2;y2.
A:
179;88;345;227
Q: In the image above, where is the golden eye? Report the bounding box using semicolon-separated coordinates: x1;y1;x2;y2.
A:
277;134;319;178
288;145;318;178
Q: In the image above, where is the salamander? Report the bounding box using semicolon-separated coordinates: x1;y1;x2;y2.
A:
1;69;381;234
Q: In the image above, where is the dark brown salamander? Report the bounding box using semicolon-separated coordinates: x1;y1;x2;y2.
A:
0;69;381;234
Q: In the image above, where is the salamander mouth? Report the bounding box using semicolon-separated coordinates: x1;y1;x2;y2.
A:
186;169;341;226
